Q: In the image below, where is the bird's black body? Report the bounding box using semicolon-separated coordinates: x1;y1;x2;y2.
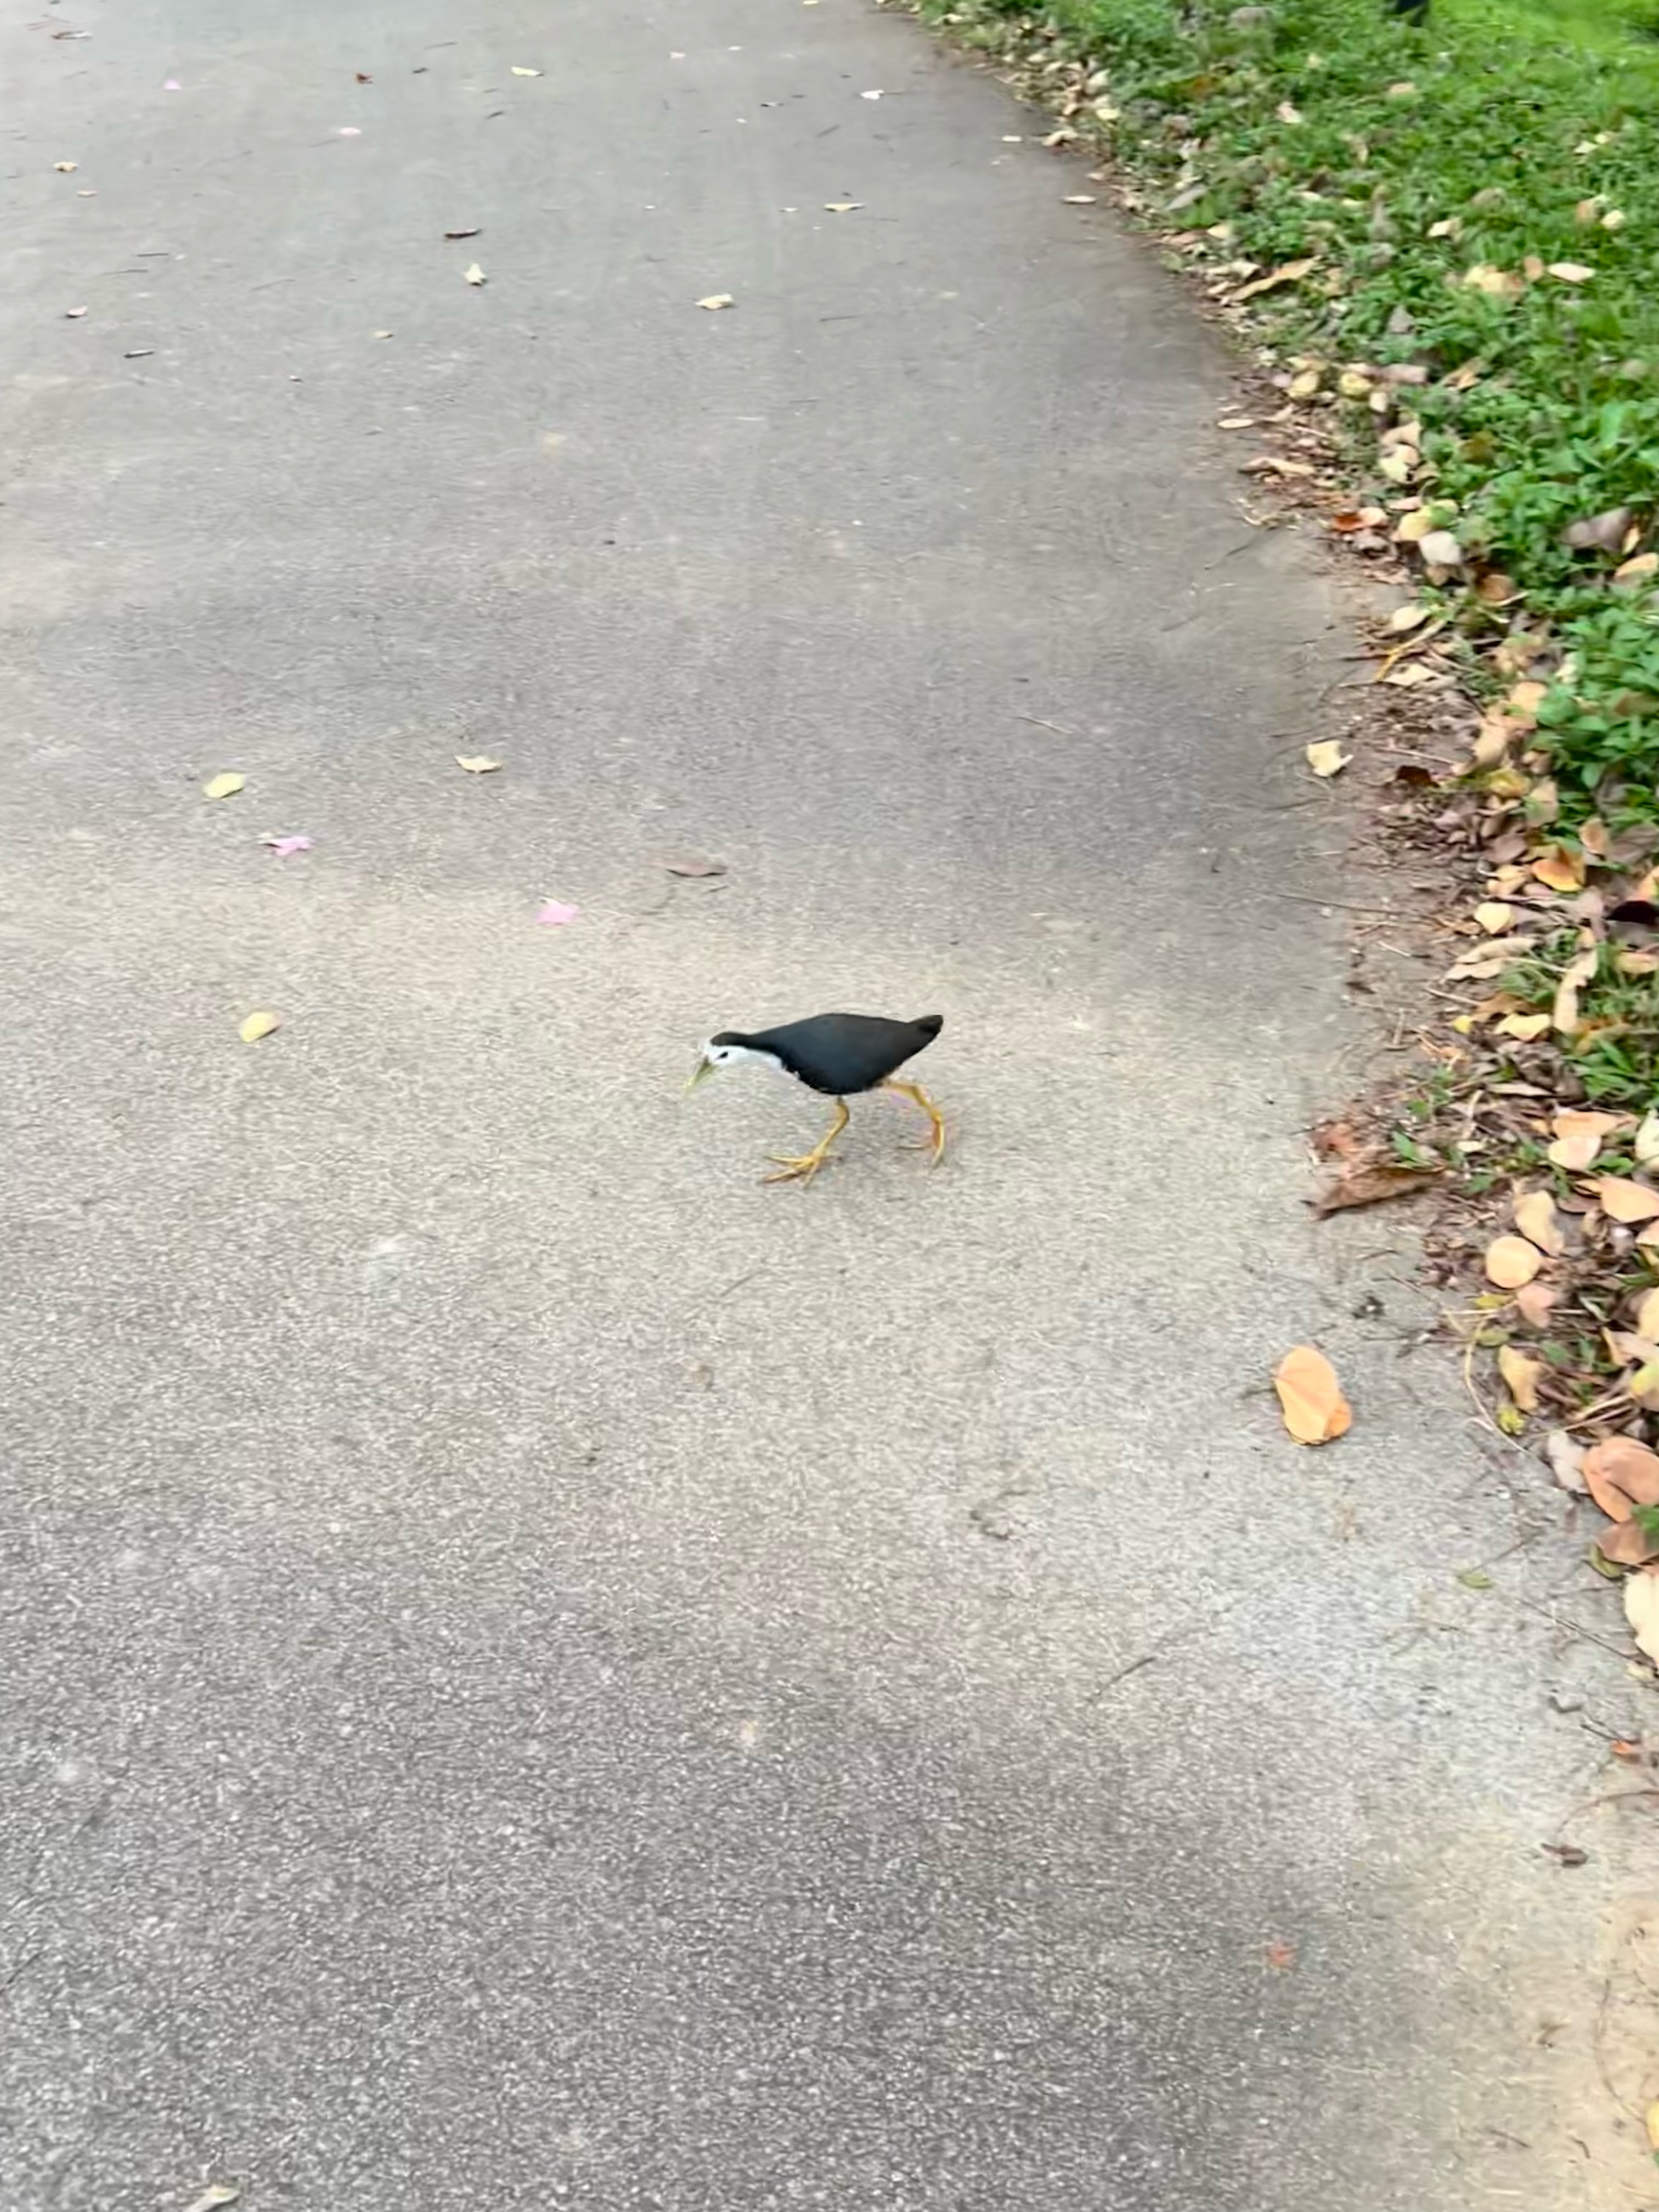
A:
716;1012;943;1097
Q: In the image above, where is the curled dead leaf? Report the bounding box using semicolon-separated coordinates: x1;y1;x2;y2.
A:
1497;1344;1542;1413
1532;847;1585;894
1542;1428;1588;1493
1496;1012;1551;1042
1305;741;1348;778
696;293;735;311
183;2191;241;2212
1485;1235;1542;1289
454;754;502;774
1515;1278;1558;1329
202;772;245;800
1233;256;1318;301
1602;1517;1659;1567
1548;261;1595;284
1272;1345;1351;1445
239;1010;280;1045
464;263;487;285
1582;1436;1659;1521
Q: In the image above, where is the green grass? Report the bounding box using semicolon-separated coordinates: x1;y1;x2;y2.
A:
921;0;1659;822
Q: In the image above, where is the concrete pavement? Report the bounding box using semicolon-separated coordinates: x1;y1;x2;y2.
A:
1;1;1648;2206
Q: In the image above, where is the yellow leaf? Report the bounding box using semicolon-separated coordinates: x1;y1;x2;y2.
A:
1548;261;1595;283
1305;741;1349;777
202;772;245;800
1635;1287;1659;1341
1645;2100;1659;2154
1614;551;1658;588
1514;1189;1565;1256
1548;1109;1624;1171
510;65;542;76
239;1010;281;1044
1594;1175;1659;1224
1497;1344;1542;1413
1634;1110;1659;1165
1386;603;1430;632
696;294;736;311
823;201;863;213
1395;508;1434;544
1495;1012;1551;1041
464;263;487;285
1474;901;1513;934
1485;1235;1542;1290
1272;1345;1352;1445
454;754;502;774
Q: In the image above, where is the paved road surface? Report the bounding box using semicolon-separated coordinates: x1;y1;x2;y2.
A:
2;2;1644;2208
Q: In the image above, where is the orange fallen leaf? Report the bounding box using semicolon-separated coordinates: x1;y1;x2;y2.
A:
1496;1012;1551;1042
1582;1437;1659;1522
1485;1235;1542;1289
1533;847;1585;894
1273;1346;1352;1445
1601;1519;1659;1567
1633;1285;1659;1340
1594;1176;1659;1225
1312;1161;1438;1215
1548;1110;1623;1172
1553;945;1598;1035
1263;1939;1297;1970
1515;1279;1557;1329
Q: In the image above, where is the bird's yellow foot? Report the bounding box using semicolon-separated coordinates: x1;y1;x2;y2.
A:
884;1080;947;1167
761;1147;838;1185
760;1097;849;1186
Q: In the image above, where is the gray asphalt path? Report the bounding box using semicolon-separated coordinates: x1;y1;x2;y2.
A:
2;2;1644;2208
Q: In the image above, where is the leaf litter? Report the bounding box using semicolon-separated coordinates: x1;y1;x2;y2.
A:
1272;1345;1351;1444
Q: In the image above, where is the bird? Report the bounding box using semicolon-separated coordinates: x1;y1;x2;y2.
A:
685;1011;946;1184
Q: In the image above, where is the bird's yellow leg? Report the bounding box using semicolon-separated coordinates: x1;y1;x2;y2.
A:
763;1097;849;1184
883;1080;946;1165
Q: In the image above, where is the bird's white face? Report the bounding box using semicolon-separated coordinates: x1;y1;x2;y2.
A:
684;1037;781;1092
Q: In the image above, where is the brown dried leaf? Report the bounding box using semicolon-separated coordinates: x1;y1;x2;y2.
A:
1233;256;1318;301
1533;847;1586;894
1583;1437;1659;1521
1601;1519;1659;1566
664;853;727;878
1273;1346;1351;1444
1553;944;1598;1034
1515;1279;1558;1329
1312;1161;1438;1216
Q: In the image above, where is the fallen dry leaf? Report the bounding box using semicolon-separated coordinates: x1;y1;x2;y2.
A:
1514;1189;1565;1256
1418;528;1463;568
1614;551;1658;589
444;227;482;240
1548;1110;1623;1172
1515;1278;1558;1329
1548;261;1595;284
1263;1939;1297;1971
1646;2100;1659;2155
202;772;245;800
1232;256;1318;303
1485;1234;1543;1290
1305;741;1348;778
1534;843;1584;894
1635;1111;1659;1166
65;306;87;319
454;754;501;774
1593;1176;1659;1225
1498;1343;1543;1413
262;834;312;858
696;294;735;311
1563;506;1632;555
664;854;727;878
1583;1437;1659;1521
823;201;862;212
1623;1566;1659;1664
239;1010;280;1045
535;899;578;927
183;2191;241;2212
1272;1345;1352;1445
54;160;78;173
1601;1518;1659;1567
1474;901;1513;934
1063;194;1097;205
1312;1161;1437;1215
510;65;542;76
1635;1286;1659;1341
464;262;487;285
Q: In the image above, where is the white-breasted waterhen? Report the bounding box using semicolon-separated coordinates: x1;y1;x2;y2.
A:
685;1011;946;1183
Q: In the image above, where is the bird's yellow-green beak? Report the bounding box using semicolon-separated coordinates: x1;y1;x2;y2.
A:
684;1055;716;1096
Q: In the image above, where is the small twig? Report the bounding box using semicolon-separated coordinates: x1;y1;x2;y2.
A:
1014;713;1077;737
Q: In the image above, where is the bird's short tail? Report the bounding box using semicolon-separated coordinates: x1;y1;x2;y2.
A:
912;1014;944;1040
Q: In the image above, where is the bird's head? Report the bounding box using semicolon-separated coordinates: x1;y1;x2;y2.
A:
684;1031;754;1093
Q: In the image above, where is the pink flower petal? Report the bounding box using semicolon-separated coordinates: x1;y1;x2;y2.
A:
535;899;578;928
263;834;313;858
